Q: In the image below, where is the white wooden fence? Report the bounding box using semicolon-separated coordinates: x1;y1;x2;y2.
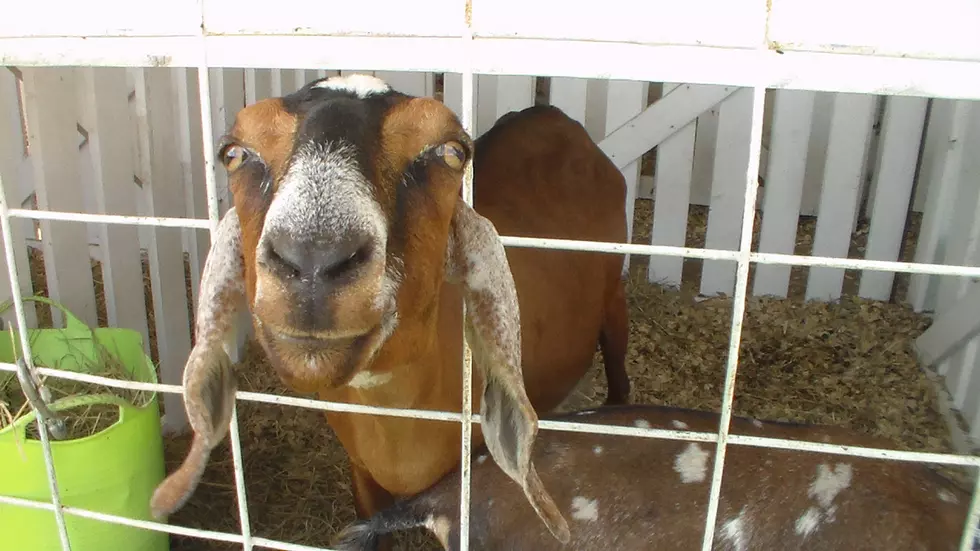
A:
3;65;980;442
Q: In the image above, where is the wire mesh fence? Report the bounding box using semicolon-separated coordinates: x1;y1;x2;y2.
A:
3;6;980;551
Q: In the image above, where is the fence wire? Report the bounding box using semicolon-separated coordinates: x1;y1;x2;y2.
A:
2;30;980;551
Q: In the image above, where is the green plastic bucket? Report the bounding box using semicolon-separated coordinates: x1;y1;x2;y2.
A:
0;297;169;551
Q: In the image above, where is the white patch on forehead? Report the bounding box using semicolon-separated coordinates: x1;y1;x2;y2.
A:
671;420;689;430
794;506;821;538
633;419;652;429
938;488;959;504
751;419;763;429
347;370;393;389
476;454;488;465
674;443;710;484
571;496;599;522
719;507;750;551
809;463;852;509
593;445;603;455
313;74;390;98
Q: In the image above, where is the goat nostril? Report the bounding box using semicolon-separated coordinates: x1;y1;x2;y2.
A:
263;240;302;278
321;242;373;281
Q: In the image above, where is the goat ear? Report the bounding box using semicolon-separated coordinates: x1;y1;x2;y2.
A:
444;199;571;544
150;209;246;519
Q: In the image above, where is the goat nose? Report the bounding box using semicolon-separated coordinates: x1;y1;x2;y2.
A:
263;231;373;283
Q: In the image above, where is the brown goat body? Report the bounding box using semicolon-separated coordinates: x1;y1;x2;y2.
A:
151;74;631;545
334;404;975;551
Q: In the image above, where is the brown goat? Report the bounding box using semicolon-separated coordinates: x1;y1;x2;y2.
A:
333;404;977;551
150;74;632;544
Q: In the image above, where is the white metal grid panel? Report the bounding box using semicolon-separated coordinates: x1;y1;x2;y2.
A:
2;2;980;550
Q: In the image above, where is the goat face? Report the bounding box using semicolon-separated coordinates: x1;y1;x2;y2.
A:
220;75;473;392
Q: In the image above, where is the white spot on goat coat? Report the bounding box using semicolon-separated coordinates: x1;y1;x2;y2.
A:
671;420;689;430
571;496;598;522
795;507;821;538
720;508;750;551
347;370;393;389
794;463;853;539
674;443;710;484
633;419;652;429
938;488;959;504
313;74;390;98
809;463;852;509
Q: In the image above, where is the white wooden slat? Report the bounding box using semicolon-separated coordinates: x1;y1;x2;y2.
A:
173;68;210;309
269;68;284;97
908;100;972;312
933;103;980;330
932;110;980;391
768;0;980;62
133;67;193;434
858;96;929;300
947;338;979;411
209;68;245;217
548;77;588;127
244;68;273;104
78;67;149;346
968;353;980;442
476;75;498;137
292;69;311;93
910;100;938;214
494;75;535;119
583;79;608;143
21;68;99;328
798;92;835;216
605;79;649;273
700;87;756;297
598;84;737;171
689;105;719;207
647;83;696;288
441;72;468;119
205;0;461;38
471;0;765;49
0;69;37;328
805;93;876;302
752;89;816;298
0;0;200;38
916;281;980;368
374;71;434;97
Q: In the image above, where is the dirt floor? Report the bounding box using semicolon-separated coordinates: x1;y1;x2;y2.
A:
18;199;951;551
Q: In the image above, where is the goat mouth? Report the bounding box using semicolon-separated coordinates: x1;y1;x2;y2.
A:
269;329;368;351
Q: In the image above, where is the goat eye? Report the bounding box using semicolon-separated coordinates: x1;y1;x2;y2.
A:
223;144;248;171
434;141;465;170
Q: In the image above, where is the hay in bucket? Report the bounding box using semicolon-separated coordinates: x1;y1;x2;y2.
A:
0;325;154;442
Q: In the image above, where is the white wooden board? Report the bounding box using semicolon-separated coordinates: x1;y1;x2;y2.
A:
805;93;876;302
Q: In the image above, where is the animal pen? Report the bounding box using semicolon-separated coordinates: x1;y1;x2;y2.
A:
2;0;980;549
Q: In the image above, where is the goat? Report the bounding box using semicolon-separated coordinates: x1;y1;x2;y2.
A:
149;74;632;544
333;404;976;551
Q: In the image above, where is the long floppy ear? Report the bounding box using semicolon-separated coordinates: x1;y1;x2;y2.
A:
150;208;246;519
444;199;571;544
